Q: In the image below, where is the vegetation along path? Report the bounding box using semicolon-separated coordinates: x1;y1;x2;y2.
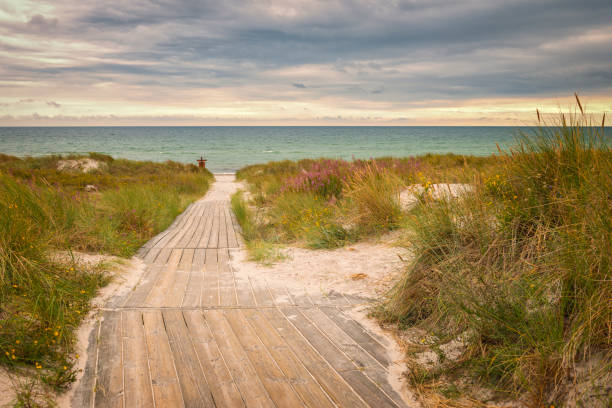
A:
73;174;409;408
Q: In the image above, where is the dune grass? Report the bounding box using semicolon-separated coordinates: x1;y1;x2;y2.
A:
0;153;212;397
377;97;611;406
234;154;499;253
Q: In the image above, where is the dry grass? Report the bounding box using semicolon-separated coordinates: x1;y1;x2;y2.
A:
0;153;213;403
377;96;612;407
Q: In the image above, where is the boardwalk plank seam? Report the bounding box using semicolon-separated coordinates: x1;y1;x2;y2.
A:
87;177;407;408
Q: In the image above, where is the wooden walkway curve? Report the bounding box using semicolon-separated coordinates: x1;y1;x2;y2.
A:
74;175;409;408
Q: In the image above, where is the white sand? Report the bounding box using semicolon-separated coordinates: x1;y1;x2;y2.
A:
56;158;106;173
400;183;474;209
230;235;409;301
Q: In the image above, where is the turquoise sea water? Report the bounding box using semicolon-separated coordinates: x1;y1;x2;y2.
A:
0;126;536;173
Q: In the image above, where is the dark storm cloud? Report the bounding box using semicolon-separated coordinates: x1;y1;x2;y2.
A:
2;0;612;103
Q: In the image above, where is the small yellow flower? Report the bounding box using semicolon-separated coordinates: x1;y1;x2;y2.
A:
54;331;59;336
80;290;86;294
15;340;20;344
63;366;68;370
75;354;79;359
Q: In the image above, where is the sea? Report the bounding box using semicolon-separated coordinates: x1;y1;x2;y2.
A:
0;126;539;173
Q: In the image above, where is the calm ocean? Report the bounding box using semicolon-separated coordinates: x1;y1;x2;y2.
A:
0;126;529;173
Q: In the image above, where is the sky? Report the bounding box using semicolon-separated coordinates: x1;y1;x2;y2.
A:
1;0;611;126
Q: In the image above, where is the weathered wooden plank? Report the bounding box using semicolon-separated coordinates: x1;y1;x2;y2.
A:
166;205;199;248
243;309;335;408
182;265;204;308
163;267;190;308
176;204;206;249
285;307;398;408
197;204;215;248
143;247;161;264
320;306;390;368
144;262;179;307
262;308;368;408
71;319;99;408
225;206;239;248
154;247;172;266
94;311;123;408
166;248;183;266
218;248;237;306
287;289;314;307
122;311;154;408
183;310;245;407
204;310;274;407
218;204;229;248
163;310;215;407
179;248;194;269
153;207;191;249
123;265;162;308
302;308;405;405
224;309;304;407
268;285;294;306
202;249;219;307
207;204;220;248
193;248;206;267
187;204;211;248
249;277;275;307
142;312;184;407
234;272;256;307
301;307;380;370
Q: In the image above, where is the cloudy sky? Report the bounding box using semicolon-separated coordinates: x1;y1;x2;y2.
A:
1;0;611;125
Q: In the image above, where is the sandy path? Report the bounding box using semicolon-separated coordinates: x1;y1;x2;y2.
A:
63;174;417;407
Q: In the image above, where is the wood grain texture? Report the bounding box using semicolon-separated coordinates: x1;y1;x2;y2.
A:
142;311;184;407
87;177;409;408
94;311;123;408
204;309;274;407
122;311;154;408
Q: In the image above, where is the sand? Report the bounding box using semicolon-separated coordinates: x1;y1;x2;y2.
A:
56;158;106;173
400;183;474;209
56;255;146;408
229;233;418;405
230;235;408;301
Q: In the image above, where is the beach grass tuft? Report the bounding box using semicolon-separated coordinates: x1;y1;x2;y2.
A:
0;154;213;397
377;97;612;406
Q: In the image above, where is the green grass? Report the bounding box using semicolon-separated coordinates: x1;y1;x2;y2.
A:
0;153;213;400
377;97;611;406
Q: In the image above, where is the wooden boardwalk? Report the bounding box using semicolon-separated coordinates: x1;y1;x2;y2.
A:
75;175;408;408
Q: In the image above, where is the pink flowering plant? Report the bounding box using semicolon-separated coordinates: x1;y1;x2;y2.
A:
280;157;420;199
